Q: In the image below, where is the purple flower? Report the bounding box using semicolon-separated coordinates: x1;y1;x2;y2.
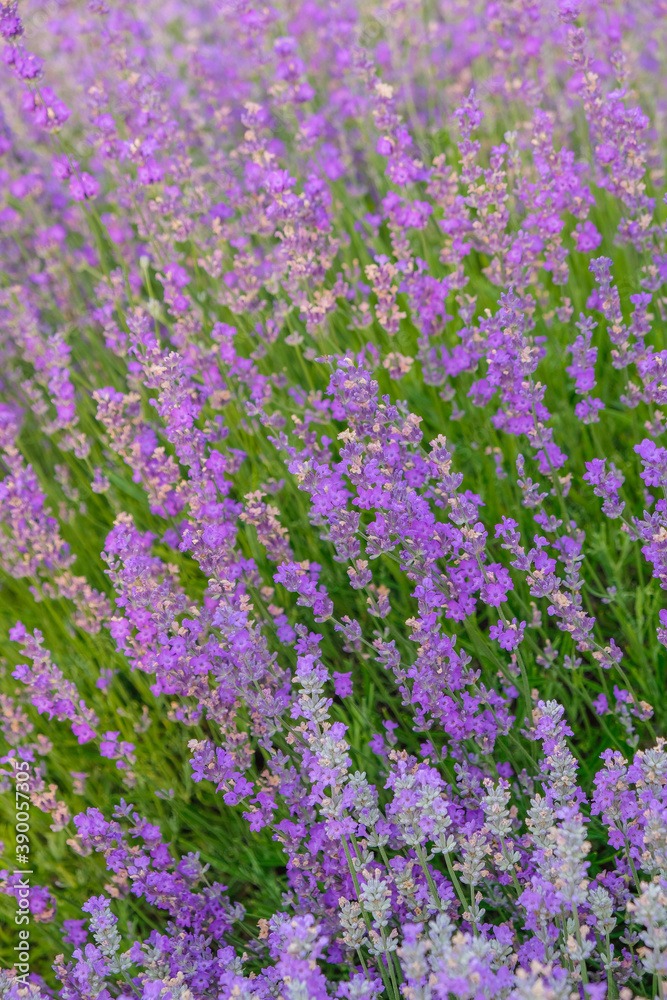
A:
332;671;353;698
658;609;667;647
583;458;625;518
489;617;526;650
62;918;88;947
69;172;100;201
573;220;602;252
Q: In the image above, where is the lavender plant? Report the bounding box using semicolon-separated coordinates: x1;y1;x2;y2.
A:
1;1;667;998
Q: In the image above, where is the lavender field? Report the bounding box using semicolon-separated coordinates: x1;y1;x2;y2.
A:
1;1;667;997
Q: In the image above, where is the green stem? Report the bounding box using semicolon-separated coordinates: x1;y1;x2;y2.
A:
499;838;522;895
444;851;468;912
356;948;370;978
341;838;394;1000
415;844;443;912
571;905;589;988
604;932;619;1000
625;841;642;893
380;929;401;1000
469;883;477;934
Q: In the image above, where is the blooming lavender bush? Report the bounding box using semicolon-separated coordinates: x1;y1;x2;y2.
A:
2;0;667;997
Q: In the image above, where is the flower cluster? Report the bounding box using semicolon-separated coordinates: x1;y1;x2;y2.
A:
0;1;667;998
